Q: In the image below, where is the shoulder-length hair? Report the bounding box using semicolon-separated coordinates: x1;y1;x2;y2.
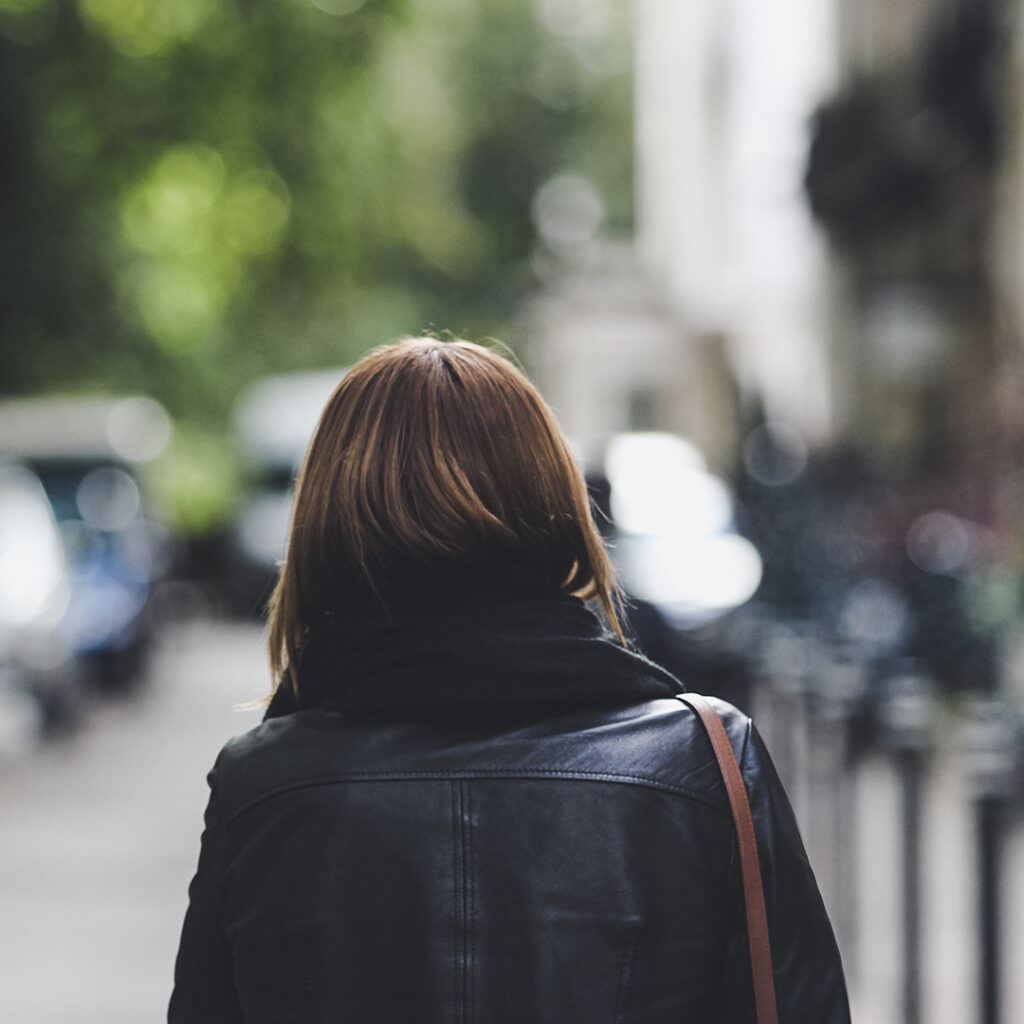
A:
265;336;626;703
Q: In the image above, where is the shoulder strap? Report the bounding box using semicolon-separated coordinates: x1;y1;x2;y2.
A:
675;693;779;1024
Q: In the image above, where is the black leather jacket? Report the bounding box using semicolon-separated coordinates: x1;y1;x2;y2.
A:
168;694;851;1022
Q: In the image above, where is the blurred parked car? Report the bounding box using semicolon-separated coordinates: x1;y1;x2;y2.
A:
228;367;348;616
0;460;76;745
0;395;173;693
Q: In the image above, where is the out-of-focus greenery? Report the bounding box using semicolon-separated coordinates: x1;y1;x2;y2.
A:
0;0;633;530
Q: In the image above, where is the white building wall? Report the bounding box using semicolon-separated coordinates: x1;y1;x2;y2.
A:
635;0;839;442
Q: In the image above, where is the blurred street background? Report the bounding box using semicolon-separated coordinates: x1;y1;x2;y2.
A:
0;619;263;1024
3;0;1024;1022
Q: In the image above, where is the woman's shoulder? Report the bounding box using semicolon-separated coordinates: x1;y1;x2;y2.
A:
673;692;757;759
205;696;758;820
205;711;325;815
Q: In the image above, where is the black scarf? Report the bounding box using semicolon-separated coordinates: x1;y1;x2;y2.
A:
262;566;685;723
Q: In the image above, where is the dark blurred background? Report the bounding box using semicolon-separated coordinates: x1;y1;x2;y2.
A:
2;1;1024;1022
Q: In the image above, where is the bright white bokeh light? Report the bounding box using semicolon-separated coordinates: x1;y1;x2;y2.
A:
612;467;732;537
617;533;763;619
606;431;705;477
0;464;69;629
604;432;761;621
606;432;729;537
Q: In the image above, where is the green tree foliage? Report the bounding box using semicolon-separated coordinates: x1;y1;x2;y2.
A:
0;0;632;526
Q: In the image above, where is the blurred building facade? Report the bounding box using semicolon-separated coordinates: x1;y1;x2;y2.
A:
530;3;1024;1024
534;0;1024;482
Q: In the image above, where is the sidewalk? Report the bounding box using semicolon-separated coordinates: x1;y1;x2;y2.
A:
0;619;265;1024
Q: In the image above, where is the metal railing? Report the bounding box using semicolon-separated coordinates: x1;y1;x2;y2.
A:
733;615;1023;1024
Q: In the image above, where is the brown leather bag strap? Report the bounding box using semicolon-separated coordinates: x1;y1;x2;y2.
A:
675;693;780;1024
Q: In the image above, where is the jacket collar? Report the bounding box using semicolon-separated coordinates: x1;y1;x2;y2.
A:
263;574;684;722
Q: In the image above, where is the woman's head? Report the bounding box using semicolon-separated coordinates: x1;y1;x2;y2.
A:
266;336;626;697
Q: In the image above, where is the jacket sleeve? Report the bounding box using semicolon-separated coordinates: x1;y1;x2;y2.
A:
167;751;243;1024
721;715;852;1024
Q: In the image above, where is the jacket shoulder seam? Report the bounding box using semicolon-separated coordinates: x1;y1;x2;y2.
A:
223;769;730;823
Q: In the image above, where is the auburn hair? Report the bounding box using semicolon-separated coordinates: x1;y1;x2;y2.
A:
264;336;627;703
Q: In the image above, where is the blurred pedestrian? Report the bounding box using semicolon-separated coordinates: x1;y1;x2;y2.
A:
168;337;849;1023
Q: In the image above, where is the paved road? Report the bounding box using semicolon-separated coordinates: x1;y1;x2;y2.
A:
0;618;265;1024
